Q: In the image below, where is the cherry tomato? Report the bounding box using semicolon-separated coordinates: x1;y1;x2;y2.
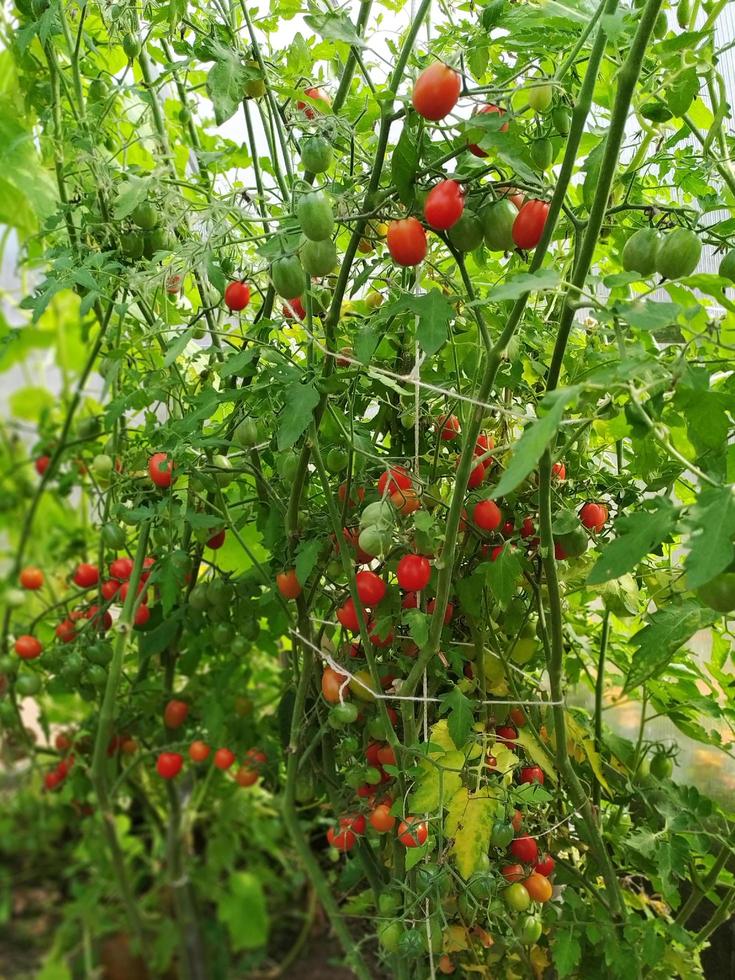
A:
73;562;99;588
134;603;150;627
509;707;527;728
580;501;608;531
520;517;536;539
213;747;235;770
109;557;134;581
426;598;453;624
276;569;301;600
501;862;525;882
397;816;428;847
412;62;461;121
338;482;365;507
511;808;524;833
396;554;431;592
337;597;361;632
534;854;555;877
234;765;258;787
496;725;518;748
518;914;542;945
464;459;487;489
370;803;396;832
510;835;538;864
387;218;427;267
523;872;553;903
326;826;357;852
512;200;549;250
148;452;174;488
504;882;531;911
377;465;412;496
283;296;305;320
296;85;330;119
468;103;508;156
491;821;514;848
207;529;226;549
322;666;349;704
367;620;394;648
101;579;119;600
520;765;544;785
188;740;210;762
224;281;250;311
391;487;421;515
473;499;502;532
377;744;396;767
356;571;387;607
156;752;183;779
15;635;42;660
44;770;63;791
650;753;674;779
437;413;460;440
164;699;188;729
19;567;43;590
424;180;464;231
552;461;566;480
55;619;77;644
35;455;51;476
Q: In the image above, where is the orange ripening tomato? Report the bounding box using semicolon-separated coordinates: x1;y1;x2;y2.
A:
391;487;421;515
19;567;44;590
522;872;553;903
369;803;396;833
322;666;349;703
412;62;461;121
276;568;301;600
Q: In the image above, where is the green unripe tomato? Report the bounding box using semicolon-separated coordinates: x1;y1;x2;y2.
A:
552;105;571;136
482;198;517;252
277;451;300;481
297;190;335;242
378;921;403;953
77;416;101;439
15;673;41;696
358;524;392;558
448;211;484;252
207;578;233;609
398;929;425;958
0;654;18;675
234;418;259;448
622;227;661;276
244;61;266;99
213;622;233;645
86;664;108;688
325;448;348;473
695;572;735;613
653;10;668;38
211;453;234;487
719;250;735;282
87;642;113;666
555;526;588;559
87;77;109;103
62;653;84;682
378;892;401;914
518;914;542;945
271;255;306;300
504;882;531;911
131;201;158;231
510;636;535;665
301;135;333;174
120;231;144;260
300;237;338;277
490;820;514;848
122;33;142;60
650;753;673;779
4;588;26;609
143;227;172;258
92;453;114;479
528;77;553;112
655;227;702;279
531;138;554;171
367;716;389;740
329;702;359;726
359;500;395;528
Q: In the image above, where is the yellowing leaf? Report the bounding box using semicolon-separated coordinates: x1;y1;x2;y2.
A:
531;944;551;978
444;924;470;953
429;718;457;752
409;749;464;812
445;788;498;879
515;728;558;785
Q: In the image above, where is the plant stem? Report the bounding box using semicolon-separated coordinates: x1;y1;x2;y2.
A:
675;843;732;927
593;611;610;809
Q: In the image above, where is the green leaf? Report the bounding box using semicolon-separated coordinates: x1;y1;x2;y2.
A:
218;347;258;379
625;601;718;691
113;177;150;220
553;930;582;978
206;48;246;126
217;871;268;951
482;548;522;607
415;289;453;356
587;501;676;585
295;537;322;586
617;299;682;332
439;686;474;749
491;387;579;498
163;326;196;367
277;382;320;450
665;67;699;118
355;323;380;364
403;608;430;647
303;12;366;46
489;269;560;302
391;124;419;207
684;486;735;588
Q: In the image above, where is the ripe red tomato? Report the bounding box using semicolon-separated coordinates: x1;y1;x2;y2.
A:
101;579;119;600
501;863;525;882
370;803;396;832
148;452;174;488
387;218;427;267
134;603;150;627
15;635;42;660
55;732;72;752
510;835;538;864
356;571;387;607
326;826;357;852
397;816;428;847
85;605;112;631
44;770;63;791
213;747;236;770
340;813;366;835
551;461;566;480
207;529;226;549
401;591;419;610
512;200;550;250
164;699;188;729
396;554;431;592
224;281;250;311
296;85;329;119
56;619;77;643
283;297;305;319
473;499;502;532
276;569;301;600
437;413;460;440
520;517;536;539
338;482;365;507
245;748;267;768
522;872;553;903
534;854;555;877
19;567;43;590
367;619;393;648
511;808;523;833
466;461;486;490
109;557;134;581
365;741;382;767
35;455;51;476
377;744;396;767
156;752;183;779
474;433;494;465
496;725;518;748
412;62;461;121
520;765;544;785
424;180;464;231
427;598;454;624
322;666;349;703
501;520;515;538
73;562;99;588
188;740;210;762
235;766;258;787
580;502;608;531
337;596;361;632
468;103;509;156
509;707;527;728
377;465;412;496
